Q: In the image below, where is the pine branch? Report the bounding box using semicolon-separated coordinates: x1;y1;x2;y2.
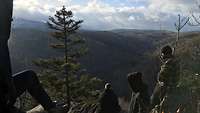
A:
47;21;63;31
49;16;64;28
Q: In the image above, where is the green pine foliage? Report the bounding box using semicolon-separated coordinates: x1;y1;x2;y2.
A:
33;6;104;106
47;6;86;58
37;68;103;104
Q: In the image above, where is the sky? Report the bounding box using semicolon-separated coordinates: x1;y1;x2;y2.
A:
13;0;200;31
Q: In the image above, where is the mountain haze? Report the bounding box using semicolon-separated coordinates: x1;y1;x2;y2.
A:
9;18;176;95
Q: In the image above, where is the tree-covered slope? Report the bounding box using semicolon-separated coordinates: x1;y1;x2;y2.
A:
9;27;176;95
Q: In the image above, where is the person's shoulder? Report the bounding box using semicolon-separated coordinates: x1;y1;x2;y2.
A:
103;89;113;95
107;89;115;94
107;89;118;97
100;90;107;97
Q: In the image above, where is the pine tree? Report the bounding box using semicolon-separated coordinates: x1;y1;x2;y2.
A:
47;6;84;109
174;14;189;53
33;6;103;112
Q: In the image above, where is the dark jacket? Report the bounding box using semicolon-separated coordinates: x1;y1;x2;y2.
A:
98;89;121;113
129;82;150;113
158;57;180;88
151;57;180;112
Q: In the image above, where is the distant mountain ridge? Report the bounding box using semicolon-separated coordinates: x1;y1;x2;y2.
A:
13;18;48;30
9;18;177;95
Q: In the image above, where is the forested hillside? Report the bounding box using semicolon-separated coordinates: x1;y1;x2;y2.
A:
9;22;176;96
8;19;200;113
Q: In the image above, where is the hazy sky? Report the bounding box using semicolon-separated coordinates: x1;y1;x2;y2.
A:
13;0;200;30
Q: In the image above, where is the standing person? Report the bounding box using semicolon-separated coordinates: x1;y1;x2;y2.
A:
151;45;180;113
97;83;121;113
127;72;150;113
0;1;66;113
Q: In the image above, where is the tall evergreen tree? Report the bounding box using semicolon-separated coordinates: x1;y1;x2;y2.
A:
33;6;103;111
47;6;84;109
28;6;104;113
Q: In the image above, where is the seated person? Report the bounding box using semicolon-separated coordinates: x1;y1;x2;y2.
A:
1;70;66;113
127;72;150;113
97;83;121;113
0;1;65;113
151;45;181;113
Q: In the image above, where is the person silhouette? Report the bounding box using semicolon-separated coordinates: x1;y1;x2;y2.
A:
127;72;150;113
0;1;65;113
151;45;180;113
97;83;121;113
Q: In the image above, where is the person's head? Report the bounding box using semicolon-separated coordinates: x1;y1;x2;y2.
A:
127;72;143;92
160;45;173;60
105;83;112;90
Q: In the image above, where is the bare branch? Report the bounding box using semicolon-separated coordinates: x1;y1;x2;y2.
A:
180;17;190;30
189;14;200;26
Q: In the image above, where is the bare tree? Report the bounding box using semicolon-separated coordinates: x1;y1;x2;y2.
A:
174;14;190;53
189;14;200;26
188;0;200;26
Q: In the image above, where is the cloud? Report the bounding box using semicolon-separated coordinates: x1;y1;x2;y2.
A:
148;0;196;15
13;0;200;30
14;0;66;15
